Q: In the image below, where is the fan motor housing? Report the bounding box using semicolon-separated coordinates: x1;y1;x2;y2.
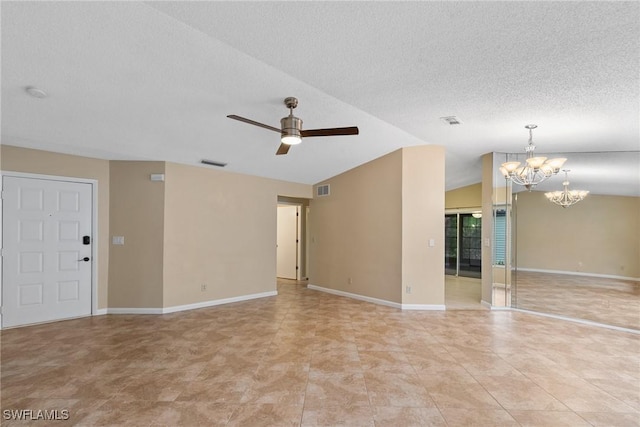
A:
281;115;303;144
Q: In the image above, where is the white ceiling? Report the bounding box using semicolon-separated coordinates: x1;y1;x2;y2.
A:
2;1;639;194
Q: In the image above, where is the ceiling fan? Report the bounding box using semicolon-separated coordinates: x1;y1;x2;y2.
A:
227;97;359;155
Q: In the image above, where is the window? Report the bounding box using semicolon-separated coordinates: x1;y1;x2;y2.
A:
493;209;506;265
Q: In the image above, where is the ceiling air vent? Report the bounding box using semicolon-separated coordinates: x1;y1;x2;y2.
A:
201;159;227;167
316;184;330;197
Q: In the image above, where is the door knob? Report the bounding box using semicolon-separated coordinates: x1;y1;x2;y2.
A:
78;257;90;262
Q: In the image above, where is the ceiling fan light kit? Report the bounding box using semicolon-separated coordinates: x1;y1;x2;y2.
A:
280;98;303;145
227;97;358;155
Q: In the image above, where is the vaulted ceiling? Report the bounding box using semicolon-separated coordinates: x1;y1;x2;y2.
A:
2;2;638;194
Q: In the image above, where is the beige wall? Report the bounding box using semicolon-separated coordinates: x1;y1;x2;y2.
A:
401;146;445;305
445;183;481;210
108;161;165;308
162;162;311;308
481;153;494;304
309;146;445;306
309;149;403;302
515;191;640;278
1;145;312;311
1;146;111;309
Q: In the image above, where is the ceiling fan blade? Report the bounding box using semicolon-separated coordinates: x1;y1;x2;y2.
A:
227;115;281;133
276;143;291;155
301;126;359;138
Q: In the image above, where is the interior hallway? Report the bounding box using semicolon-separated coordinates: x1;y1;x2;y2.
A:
1;279;638;426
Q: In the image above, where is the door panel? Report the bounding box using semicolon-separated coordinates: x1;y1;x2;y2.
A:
445;214;458;275
3;176;92;327
459;214;482;278
277;205;298;279
445;213;481;278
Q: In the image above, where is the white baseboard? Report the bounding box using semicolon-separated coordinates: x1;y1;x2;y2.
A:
161;291;277;314
402;304;446;310
308;284;401;308
517;267;639;282
107;307;163;315
94;308;108;316
106;291;278;315
480;300;511;310
511;308;640;335
307;284;445;311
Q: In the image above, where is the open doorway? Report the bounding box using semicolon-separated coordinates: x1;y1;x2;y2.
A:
445;212;481;278
276;196;310;282
445;211;484;309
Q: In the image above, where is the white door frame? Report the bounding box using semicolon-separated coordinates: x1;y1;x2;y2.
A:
0;171;99;328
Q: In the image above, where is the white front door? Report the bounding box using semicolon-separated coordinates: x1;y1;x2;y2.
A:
2;176;93;328
277;205;298;280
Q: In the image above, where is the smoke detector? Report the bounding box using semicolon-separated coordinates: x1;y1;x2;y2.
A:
26;86;48;99
440;116;461;125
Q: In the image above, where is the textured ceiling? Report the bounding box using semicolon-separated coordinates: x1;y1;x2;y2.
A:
2;1;639;195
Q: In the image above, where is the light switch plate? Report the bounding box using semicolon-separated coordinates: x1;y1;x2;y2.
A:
112;236;125;245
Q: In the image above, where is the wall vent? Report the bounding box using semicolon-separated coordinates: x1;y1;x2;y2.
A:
316;184;330;197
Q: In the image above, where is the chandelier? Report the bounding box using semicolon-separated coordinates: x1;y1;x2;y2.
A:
500;125;567;190
545;170;589;208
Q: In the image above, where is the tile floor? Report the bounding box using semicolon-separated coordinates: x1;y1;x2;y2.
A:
1;279;639;426
444;276;484;310
513;271;640;331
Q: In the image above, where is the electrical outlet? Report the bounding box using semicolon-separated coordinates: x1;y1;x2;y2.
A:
406;286;412;294
348;277;353;284
201;284;207;292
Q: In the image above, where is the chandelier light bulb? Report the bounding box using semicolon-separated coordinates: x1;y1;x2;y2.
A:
502;161;521;173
